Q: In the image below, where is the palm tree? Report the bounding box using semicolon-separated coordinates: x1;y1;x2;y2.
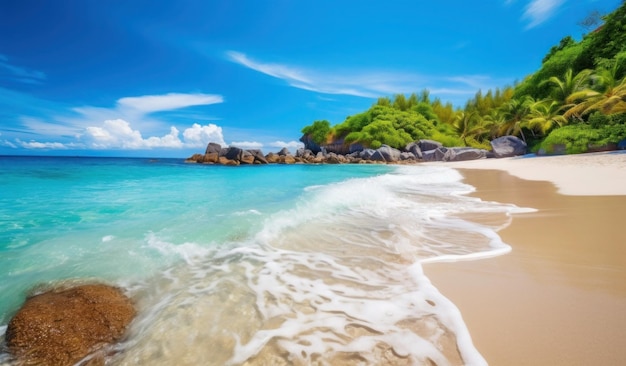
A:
541;68;598;122
566;66;626;117
526;100;568;136
454;111;486;145
498;96;535;142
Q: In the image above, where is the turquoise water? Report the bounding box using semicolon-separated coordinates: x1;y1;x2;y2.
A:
0;156;531;365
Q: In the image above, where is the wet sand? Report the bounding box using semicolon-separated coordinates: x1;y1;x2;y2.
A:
425;167;626;365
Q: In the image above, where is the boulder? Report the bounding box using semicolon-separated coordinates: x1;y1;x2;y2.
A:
376;145;402;162
203;152;219;163
279;155;296;164
6;284;135;366
224;147;244;161
400;152;417;161
490;136;527;158
422;147;448;162
265;153;280;163
248;149;268;164
359;149;376;160
185;153;204;163
418;139;443;152
277;147;291;156
444;147;486;162
240;150;255;164
218;156;239;166
205;142;222;155
322;138;350;155
405;142;423;160
370;150;387;162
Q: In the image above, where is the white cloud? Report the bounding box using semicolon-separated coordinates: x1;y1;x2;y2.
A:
0;139;17;148
523;0;565;29
230;141;264;149
16;139;68;149
182;123;226;147
269;140;304;149
227;51;507;101
117;93;223;113
83;119;225;150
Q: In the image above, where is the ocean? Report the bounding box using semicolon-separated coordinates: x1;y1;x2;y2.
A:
0;156;531;365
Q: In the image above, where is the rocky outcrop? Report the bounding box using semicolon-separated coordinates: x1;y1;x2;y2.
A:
187;139;494;166
490;136;527;158
5;284;135;366
299;134;322;154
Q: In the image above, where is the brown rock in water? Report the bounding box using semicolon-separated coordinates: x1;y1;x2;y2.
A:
5;284;135;366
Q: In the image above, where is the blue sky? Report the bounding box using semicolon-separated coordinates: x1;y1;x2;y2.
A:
0;0;621;157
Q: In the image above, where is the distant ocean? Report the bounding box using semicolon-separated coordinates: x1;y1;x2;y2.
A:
0;156;531;365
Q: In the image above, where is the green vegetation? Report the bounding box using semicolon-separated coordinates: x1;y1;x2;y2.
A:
301;1;626;154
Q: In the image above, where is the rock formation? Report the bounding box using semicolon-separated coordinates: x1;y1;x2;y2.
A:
5;284;135;366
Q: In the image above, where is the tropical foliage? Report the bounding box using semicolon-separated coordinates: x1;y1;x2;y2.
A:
301;1;626;154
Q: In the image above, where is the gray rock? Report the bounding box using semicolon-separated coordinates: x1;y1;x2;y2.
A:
370;150;387;162
224;146;244;161
376;144;402;162
349;143;365;154
444;147;486;162
277;147;291;156
405;142;423;160
422;147;448;162
205;142;222;154
400;152;417;161
359;149;376;160
418;139;443;152
299;134;322;154
490;136;527;158
248;149;268;164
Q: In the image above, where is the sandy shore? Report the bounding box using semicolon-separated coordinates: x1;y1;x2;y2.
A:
425;151;626;365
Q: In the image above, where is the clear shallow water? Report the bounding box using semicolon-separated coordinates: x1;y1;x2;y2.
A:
0;156;532;365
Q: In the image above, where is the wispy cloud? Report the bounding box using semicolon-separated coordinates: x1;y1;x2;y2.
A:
2;92;227;151
522;0;565;29
226;51;506;102
0;54;46;84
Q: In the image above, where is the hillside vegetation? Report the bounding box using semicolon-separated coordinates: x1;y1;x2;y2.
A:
302;1;626;154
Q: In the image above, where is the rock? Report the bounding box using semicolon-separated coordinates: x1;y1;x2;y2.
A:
279;155;296;164
422;147;448;162
405;142;423;160
299;134;322;154
205;142;222;155
490;136;527;158
248;149;268;164
400;152;417;161
376;145;401;162
6;284;135;366
224;147;244;161
203;152;219;163
218;156;239;166
444;147;487;162
240;150;255;164
322;138;350;155
265;152;280;163
348;143;365;154
277;147;291;156
359;149;376;160
418;139;443;152
618;139;626;150
185;153;204;163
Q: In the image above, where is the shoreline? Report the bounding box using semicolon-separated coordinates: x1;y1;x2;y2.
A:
425;154;626;365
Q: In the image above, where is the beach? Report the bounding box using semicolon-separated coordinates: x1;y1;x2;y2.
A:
425;151;626;365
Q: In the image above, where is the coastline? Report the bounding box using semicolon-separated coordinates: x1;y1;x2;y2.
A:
425;152;626;365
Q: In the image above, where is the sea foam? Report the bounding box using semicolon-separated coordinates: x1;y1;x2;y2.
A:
109;165;531;365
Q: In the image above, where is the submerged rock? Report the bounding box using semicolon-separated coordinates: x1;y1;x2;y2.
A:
6;284;135;366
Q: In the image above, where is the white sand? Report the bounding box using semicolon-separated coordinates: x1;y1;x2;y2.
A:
427;151;626;196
